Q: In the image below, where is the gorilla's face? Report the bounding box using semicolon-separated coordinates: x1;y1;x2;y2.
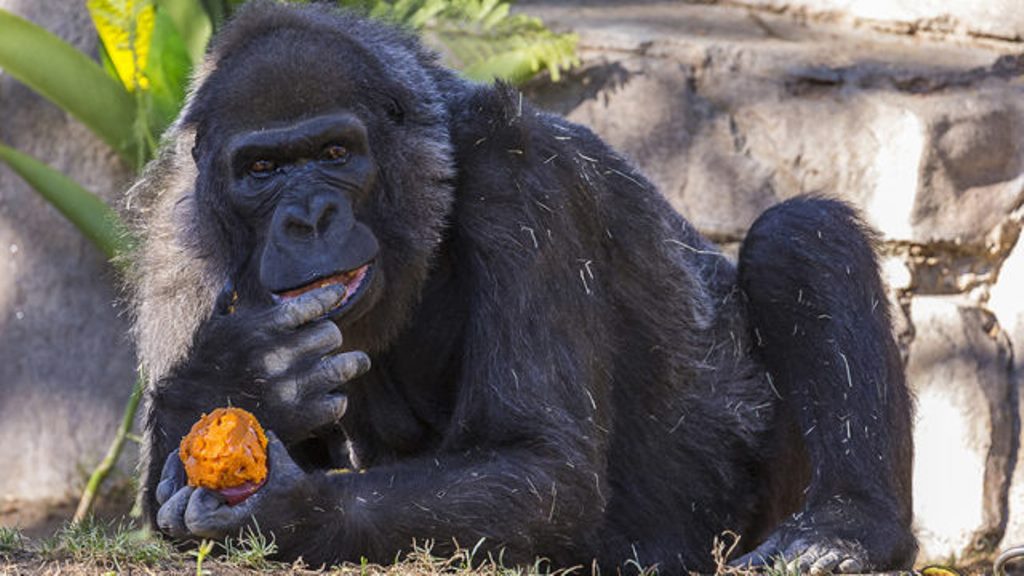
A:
181;17;456;353
224;113;382;325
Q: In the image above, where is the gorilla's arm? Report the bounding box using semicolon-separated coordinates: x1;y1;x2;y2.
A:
152;218;612;564
158;441;600;565
142;285;370;522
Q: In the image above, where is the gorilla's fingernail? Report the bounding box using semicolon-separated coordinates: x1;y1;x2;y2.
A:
329;393;348;420
328;288;349;311
308;283;347;314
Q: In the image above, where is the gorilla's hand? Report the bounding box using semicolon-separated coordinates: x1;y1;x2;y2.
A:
187;283;371;445
156;432;326;545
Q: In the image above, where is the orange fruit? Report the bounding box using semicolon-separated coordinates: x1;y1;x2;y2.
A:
179;407;268;502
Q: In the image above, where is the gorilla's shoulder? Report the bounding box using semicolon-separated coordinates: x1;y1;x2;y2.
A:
447;81;602;166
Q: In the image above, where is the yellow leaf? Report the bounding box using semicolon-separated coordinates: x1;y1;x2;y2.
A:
87;0;154;92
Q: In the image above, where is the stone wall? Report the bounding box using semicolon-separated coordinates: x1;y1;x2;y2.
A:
726;0;1024;43
524;0;1024;563
0;0;137;506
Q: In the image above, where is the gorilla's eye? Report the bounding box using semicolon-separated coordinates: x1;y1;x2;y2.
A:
321;144;349;163
248;159;276;177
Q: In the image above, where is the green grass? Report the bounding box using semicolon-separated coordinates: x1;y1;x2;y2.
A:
188;539;215;576
219;521;278;570
1;519;592;574
0;518;831;576
37;518;174;566
0;526;24;553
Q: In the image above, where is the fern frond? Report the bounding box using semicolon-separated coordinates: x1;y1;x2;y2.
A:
338;0;578;84
428;5;578;83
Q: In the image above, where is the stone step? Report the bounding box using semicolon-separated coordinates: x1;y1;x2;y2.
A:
727;0;1024;44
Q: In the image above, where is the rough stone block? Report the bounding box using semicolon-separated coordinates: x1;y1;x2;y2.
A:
907;297;1016;561
990;238;1024;547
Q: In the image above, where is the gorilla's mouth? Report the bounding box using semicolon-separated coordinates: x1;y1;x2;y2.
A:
275;264;373;313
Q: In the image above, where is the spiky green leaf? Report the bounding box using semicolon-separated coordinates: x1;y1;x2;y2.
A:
0;145;128;259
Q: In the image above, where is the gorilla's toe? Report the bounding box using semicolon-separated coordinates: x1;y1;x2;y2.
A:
733;533;869;574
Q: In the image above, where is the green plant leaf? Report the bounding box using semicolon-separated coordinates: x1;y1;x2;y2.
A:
461;31;578;83
200;0;247;32
0;9;138;165
143;8;192;139
401;0;447;29
0;145;129;259
155;0;211;65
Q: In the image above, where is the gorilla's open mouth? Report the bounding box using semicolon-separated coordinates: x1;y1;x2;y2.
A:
275;263;373;314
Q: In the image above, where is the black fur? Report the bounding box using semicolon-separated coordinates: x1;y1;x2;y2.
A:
128;2;916;571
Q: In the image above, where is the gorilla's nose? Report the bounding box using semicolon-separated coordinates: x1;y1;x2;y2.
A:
280;194;346;240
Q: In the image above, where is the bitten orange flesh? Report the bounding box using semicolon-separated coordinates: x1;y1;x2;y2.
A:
179;407;268;491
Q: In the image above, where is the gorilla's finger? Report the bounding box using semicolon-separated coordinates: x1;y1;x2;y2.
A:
156;485;193;539
311;350;371;388
303;394;349;432
261;320;343;377
296;320;344;355
265;430;305;480
156;449;185;506
272;352;368;405
271;284;348;330
184;488;239;539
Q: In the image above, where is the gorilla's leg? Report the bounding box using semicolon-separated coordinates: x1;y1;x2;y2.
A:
736;197;917;572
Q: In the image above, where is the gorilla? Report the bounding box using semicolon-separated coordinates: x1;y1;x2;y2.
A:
126;1;916;572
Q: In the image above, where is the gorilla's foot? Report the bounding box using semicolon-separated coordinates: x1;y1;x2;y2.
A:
733;533;868;574
732;500;917;574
